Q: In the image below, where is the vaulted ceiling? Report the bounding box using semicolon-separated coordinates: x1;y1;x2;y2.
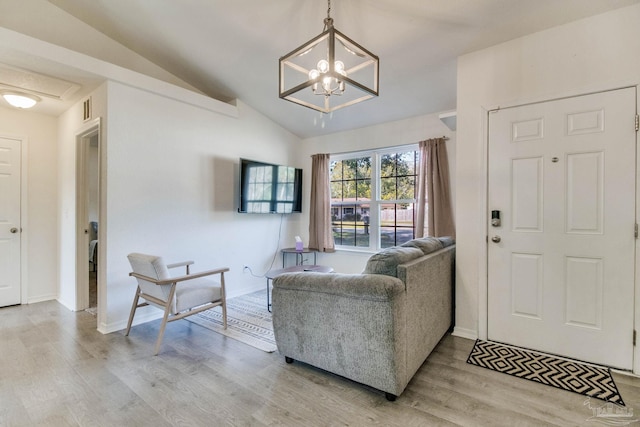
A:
4;0;640;138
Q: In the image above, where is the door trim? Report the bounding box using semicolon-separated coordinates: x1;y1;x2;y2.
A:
480;86;639;374
74;118;101;312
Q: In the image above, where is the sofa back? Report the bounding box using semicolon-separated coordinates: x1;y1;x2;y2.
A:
362;236;454;278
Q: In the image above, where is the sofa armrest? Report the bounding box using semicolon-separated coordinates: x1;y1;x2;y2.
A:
272;272;408;396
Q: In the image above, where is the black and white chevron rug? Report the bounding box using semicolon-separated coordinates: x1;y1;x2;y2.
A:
467;340;624;405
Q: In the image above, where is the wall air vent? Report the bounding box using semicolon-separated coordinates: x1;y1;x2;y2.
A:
83;97;91;121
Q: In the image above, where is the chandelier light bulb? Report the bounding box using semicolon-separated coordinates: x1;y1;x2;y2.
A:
317;59;330;74
335;60;345;74
322;76;333;93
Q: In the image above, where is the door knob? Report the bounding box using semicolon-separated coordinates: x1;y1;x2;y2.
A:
10;227;18;234
491;235;501;243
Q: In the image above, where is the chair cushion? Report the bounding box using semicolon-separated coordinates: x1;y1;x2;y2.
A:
127;253;171;280
128;253;172;302
400;237;443;255
362;246;424;277
173;277;222;313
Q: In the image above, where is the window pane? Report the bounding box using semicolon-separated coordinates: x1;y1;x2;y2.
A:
330;160;343;181
380;203;415;248
397;176;415;200
331;203;371;248
331;181;343;200
343;179;356;199
380;177;396;200
381;154;395;177
344;159;357;179
356;179;371;200
399;151;416;175
356;157;371;179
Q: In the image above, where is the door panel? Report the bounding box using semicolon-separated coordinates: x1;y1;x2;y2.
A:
0;136;21;307
488;88;636;369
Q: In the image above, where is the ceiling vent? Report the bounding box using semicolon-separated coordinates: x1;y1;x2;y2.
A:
0;62;81;101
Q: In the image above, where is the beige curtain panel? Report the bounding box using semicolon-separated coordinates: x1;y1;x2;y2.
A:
415;138;456;238
308;153;335;252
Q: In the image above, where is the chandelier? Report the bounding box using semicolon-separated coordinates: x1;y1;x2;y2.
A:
279;0;379;113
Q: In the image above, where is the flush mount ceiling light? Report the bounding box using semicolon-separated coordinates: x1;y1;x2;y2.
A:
1;91;41;109
279;0;379;113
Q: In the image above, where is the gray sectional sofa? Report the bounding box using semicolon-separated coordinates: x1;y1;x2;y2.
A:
271;236;455;401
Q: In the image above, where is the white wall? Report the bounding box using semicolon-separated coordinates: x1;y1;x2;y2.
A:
300;112;457;273
0;106;58;303
456;4;640;342
97;82;301;332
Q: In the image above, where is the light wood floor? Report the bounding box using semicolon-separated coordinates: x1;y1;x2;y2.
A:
1;301;639;426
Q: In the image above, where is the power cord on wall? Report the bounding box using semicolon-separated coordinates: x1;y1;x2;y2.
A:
244;213;285;278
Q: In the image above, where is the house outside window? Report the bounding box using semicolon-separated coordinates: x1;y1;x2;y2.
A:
330;145;420;250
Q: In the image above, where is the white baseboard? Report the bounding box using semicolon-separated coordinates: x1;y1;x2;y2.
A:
227;283;264;299
100;309;163;334
452;326;478;341
28;294;57;304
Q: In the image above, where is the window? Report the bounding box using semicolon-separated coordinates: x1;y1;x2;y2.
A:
330;146;419;250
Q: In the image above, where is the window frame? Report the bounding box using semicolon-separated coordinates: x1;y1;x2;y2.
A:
330;144;419;252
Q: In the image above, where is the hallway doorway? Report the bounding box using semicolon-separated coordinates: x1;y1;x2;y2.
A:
76;120;101;314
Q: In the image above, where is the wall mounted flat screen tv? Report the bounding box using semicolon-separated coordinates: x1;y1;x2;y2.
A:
238;158;302;213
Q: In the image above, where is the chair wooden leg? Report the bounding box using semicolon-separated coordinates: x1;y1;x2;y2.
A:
154;305;172;356
222;300;227;330
125;287;141;336
220;273;227;330
153;284;177;356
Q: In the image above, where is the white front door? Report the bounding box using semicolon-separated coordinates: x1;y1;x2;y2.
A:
0;136;22;307
487;88;636;369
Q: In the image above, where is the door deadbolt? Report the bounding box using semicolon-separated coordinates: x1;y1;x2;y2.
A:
10;227;18;234
491;235;501;243
491;210;501;227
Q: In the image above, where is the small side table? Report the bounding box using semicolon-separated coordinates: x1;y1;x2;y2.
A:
281;247;317;267
265;264;333;312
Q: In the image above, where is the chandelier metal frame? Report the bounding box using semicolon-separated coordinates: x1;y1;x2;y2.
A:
278;0;379;113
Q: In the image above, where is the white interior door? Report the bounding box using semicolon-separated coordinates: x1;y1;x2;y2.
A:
0;136;22;307
488;88;636;369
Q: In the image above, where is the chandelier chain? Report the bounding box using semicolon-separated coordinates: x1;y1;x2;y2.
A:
323;0;333;30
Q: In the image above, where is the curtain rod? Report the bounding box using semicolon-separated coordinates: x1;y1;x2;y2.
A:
315;136;450;158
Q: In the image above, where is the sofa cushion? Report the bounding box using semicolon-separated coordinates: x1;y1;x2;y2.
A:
400;237;443;255
437;236;455;247
362;246;424;277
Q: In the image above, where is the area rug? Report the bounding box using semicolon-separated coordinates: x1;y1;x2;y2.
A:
466;340;624;405
185;290;277;353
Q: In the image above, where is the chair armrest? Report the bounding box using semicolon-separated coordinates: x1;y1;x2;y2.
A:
167;260;194;274
129;267;230;285
166;260;194;269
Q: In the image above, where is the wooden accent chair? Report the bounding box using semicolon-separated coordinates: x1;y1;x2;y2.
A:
126;253;228;355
